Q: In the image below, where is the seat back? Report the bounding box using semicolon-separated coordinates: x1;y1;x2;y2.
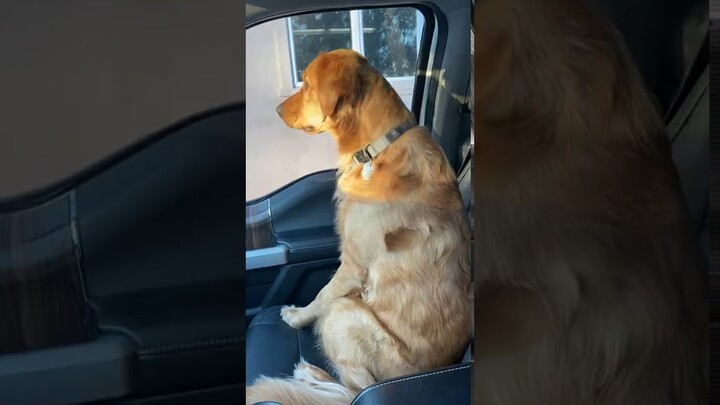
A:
669;65;709;257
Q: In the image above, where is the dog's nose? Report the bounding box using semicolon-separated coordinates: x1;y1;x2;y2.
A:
275;104;283;116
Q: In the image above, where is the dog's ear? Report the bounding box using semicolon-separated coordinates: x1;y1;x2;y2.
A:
317;56;364;117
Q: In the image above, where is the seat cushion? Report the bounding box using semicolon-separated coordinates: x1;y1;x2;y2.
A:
246;306;472;387
352;363;471;405
245;306;334;385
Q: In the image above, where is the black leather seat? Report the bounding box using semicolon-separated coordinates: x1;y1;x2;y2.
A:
245;305;335;384
245;305;473;401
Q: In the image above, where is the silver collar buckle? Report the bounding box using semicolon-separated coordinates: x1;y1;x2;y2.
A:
352;145;372;165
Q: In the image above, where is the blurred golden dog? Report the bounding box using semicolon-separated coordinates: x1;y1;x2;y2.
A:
473;0;708;404
246;49;472;405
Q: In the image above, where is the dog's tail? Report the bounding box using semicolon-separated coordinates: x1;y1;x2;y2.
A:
246;361;355;405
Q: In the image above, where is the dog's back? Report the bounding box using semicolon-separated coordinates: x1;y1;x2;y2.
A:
473;0;708;403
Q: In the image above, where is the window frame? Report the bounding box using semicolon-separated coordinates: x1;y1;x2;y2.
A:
285;9;425;91
278;4;436;105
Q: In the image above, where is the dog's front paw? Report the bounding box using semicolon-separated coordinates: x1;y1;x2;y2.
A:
281;305;313;329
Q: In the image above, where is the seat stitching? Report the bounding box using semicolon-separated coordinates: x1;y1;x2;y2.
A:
139;336;244;355
290;243;339;251
295;327;302;371
349;364;471;405
252;310;272;325
250;312;265;326
250;306;281;326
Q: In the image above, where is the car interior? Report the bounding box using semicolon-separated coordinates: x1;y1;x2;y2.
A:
244;0;709;404
0;102;245;404
0;0;708;404
244;0;472;404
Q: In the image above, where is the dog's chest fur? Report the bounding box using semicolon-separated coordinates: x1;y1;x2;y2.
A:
335;195;398;264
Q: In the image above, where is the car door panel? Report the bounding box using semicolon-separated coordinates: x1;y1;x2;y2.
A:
0;335;135;405
270;170;339;263
246;259;338;324
0;104;245;404
77;105;245;400
245;169;340;324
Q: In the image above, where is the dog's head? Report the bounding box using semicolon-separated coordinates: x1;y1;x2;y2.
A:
276;49;366;135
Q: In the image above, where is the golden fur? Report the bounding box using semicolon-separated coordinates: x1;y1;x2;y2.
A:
473;0;708;404
246;49;471;405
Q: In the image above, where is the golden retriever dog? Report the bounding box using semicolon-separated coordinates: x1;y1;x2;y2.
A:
246;49;472;405
473;0;708;404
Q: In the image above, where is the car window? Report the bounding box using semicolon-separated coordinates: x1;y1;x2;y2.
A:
245;7;426;201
